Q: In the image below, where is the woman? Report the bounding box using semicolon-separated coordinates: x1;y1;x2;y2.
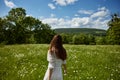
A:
43;35;67;80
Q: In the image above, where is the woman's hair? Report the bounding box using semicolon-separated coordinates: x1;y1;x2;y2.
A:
49;34;67;60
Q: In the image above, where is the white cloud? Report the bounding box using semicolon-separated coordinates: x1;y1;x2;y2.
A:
48;3;56;9
98;7;106;11
64;16;70;19
41;17;109;29
74;14;79;17
53;0;78;6
90;18;109;29
50;14;56;17
4;0;16;8
54;0;66;6
26;14;33;17
42;18;58;25
40;7;110;30
91;11;107;18
91;7;109;18
66;0;78;4
78;10;93;15
42;17;71;28
71;17;89;27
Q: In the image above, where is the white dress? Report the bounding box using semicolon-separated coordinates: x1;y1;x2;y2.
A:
43;50;66;80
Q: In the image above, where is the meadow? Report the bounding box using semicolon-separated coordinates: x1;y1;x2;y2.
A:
0;44;120;80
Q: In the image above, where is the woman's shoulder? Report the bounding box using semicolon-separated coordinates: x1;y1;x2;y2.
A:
48;47;55;53
48;49;55;55
48;49;52;52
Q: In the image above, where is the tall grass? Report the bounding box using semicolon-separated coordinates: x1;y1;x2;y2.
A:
0;44;120;80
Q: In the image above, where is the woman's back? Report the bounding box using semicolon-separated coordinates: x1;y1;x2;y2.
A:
44;50;66;80
43;35;67;80
47;50;66;67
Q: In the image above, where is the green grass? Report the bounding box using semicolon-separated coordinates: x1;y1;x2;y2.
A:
0;44;120;80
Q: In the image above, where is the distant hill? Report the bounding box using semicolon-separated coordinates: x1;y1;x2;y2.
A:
54;28;106;36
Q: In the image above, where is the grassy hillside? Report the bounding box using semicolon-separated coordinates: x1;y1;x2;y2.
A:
0;44;120;80
54;28;106;36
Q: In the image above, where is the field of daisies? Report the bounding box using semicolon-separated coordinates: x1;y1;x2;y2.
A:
0;44;120;80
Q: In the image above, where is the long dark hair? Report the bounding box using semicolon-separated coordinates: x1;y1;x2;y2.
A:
49;35;67;60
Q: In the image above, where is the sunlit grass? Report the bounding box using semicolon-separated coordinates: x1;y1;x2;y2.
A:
0;44;120;80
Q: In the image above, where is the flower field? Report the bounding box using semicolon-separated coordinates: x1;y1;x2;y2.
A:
0;44;120;80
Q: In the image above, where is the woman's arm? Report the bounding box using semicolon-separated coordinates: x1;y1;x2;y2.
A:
48;68;53;80
63;64;67;75
47;50;55;80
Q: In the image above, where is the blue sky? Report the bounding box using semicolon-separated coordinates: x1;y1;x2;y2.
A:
0;0;120;30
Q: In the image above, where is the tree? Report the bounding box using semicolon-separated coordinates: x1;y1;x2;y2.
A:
22;16;40;43
0;7;56;44
72;35;80;44
0;18;6;43
5;8;27;44
34;23;55;43
61;33;70;44
0;17;16;44
95;37;106;45
107;13;120;45
87;34;95;45
72;34;88;44
7;8;26;22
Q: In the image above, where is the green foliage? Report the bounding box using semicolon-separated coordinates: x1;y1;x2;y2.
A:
72;34;89;44
55;28;106;36
87;34;95;45
0;8;55;44
57;28;107;45
0;44;120;80
95;37;106;45
7;8;26;22
0;18;6;43
72;35;80;44
61;34;95;45
61;33;72;44
34;24;55;43
26;34;36;44
107;13;120;45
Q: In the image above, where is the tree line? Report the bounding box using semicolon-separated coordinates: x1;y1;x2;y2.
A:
60;13;120;45
0;8;55;44
0;8;120;45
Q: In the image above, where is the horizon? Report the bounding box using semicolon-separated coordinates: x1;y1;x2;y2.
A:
53;27;107;30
